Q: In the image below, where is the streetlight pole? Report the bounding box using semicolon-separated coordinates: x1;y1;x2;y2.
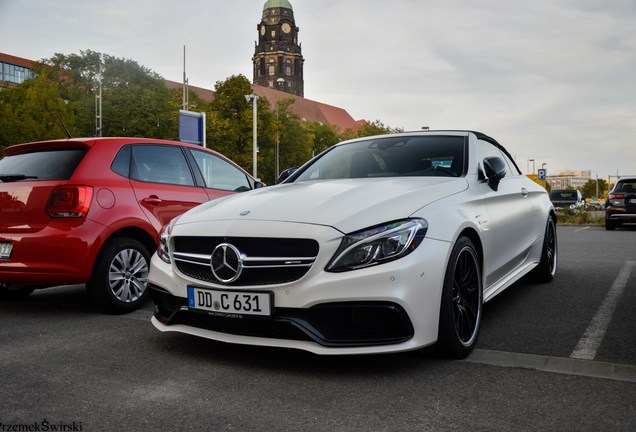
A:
527;159;535;175
244;94;259;179
275;107;280;181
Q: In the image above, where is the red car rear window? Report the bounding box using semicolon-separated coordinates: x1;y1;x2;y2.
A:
0;149;88;181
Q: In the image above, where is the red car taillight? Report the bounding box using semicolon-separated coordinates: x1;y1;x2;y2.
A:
46;186;94;218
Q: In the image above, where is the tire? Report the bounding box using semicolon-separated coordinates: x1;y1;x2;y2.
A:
605;219;615;231
436;236;483;359
532;217;558;282
87;238;150;314
0;283;35;301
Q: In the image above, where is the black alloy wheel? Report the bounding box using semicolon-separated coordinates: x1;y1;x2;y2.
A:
436;236;482;359
532;217;558;282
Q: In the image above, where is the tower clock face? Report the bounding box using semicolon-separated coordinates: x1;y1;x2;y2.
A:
260;26;266;36
281;23;291;34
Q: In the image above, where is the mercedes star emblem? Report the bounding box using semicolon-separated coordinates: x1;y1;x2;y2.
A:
210;243;244;283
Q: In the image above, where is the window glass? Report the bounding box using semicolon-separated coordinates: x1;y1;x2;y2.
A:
111;145;131;177
500;151;521;176
549;191;578;201
131;145;194;186
616;181;636;193
190;149;251;192
2;63;32;84
296;135;466;181
0;149;87;180
477;139;520;177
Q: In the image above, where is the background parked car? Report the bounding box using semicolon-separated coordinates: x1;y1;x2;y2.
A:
549;189;585;210
0;137;261;312
605;178;636;230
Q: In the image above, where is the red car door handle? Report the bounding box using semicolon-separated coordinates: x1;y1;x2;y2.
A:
143;197;163;205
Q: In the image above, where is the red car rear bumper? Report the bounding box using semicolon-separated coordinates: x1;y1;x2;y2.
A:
0;218;107;286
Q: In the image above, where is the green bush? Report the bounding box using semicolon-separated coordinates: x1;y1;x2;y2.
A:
556;208;604;225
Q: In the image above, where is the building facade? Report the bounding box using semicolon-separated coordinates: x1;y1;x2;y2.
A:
547;170;592;190
0;53;34;88
252;0;304;97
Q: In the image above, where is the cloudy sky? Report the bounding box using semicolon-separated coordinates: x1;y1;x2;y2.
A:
1;0;635;180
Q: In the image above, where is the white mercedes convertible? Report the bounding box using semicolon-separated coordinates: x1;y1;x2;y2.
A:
148;130;557;358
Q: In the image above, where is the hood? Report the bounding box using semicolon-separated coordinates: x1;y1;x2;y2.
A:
176;177;468;234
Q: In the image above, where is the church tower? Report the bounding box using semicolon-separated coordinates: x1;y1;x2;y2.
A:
253;0;304;97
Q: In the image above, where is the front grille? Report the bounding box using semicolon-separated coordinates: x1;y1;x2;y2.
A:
172;236;319;286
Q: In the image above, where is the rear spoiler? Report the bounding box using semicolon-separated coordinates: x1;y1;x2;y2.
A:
3;140;92;156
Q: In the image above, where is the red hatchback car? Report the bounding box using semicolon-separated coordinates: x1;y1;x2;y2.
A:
0;137;262;312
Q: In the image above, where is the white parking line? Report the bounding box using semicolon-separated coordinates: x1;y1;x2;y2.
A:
570;260;635;360
574;226;590;232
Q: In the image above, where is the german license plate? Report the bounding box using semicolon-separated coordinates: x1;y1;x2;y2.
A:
629;198;636;204
0;242;12;259
187;286;272;317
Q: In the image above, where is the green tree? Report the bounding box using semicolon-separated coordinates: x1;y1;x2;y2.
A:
581;178;608;199
207;75;276;181
304;121;340;156
0;66;72;147
44;50;177;138
341;119;402;140
270;98;311;181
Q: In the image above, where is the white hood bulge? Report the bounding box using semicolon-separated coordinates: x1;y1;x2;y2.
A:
177;178;468;234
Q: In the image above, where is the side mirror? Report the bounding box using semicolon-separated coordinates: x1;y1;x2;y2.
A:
254;181;265;189
483;156;506;191
277;167;299;184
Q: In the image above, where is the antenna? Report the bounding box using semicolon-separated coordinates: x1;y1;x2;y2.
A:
56;113;72;139
95;53;103;137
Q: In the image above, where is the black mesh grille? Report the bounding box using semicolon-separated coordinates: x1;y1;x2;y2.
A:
169;310;313;342
172;236;319;286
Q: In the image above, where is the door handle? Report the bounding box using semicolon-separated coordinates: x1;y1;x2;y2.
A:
521;188;528;197
143;196;163;205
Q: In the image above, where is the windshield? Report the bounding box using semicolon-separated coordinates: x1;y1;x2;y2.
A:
0;149;87;181
549;191;578;201
295;135;466;182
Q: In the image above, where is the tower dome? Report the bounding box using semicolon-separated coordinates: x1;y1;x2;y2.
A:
263;0;293;10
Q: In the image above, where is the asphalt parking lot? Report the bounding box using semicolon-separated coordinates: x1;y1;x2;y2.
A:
1;225;634;431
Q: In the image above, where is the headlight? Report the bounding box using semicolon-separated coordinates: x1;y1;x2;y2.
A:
157;217;178;264
326;219;428;272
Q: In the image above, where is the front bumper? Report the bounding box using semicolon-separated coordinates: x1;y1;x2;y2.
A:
152;285;414;347
147;220;453;355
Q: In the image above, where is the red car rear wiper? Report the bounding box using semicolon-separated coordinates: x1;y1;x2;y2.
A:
0;174;39;182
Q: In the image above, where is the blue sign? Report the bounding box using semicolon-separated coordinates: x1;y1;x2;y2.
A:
179;110;206;146
538;168;547;180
